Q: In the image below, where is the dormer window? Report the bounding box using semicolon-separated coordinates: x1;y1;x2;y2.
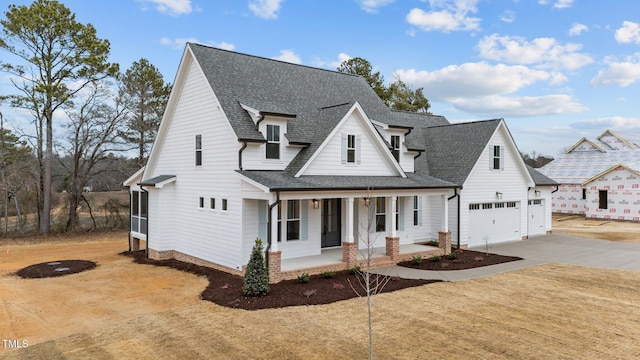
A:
391;135;400;162
266;124;280;159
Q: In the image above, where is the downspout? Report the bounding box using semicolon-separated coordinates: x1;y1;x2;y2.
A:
140;185;150;259
448;188;460;249
127;188;132;252
266;191;280;268
551;185;559;193
255;113;265;131
238;140;248;170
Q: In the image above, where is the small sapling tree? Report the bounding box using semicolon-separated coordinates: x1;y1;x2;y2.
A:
243;238;270;296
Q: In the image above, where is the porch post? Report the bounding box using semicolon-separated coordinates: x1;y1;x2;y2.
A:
342;197;357;267
385;195;400;262
439;193;451;255
270;202;279;252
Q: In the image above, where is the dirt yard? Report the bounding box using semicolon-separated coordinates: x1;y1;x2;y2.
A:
553;213;640;242
2;223;640;358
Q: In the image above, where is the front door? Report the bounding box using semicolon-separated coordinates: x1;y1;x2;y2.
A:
321;198;342;248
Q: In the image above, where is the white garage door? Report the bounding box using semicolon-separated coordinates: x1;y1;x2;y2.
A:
527;199;545;236
468;201;521;247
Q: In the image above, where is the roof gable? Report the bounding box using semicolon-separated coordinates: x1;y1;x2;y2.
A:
581;164;640;186
295;102;405;177
566;137;606;153
597;129;637;150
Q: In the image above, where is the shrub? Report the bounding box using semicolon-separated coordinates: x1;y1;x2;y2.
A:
297;273;310;283
447;252;458;260
322;271;336;279
242;238;270;297
349;265;361;275
411;255;423;265
429;255;441;262
426;240;439;247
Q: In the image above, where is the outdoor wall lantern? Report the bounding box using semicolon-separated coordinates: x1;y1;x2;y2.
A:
535;190;541;197
312;199;320;209
496;192;503;200
364;197;370;206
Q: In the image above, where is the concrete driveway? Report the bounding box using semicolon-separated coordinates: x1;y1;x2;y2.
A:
375;233;640;281
480;232;640;271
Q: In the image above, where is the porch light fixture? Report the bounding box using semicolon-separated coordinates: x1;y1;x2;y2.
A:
534;190;541;197
312;199;319;209
496;192;503;200
364;197;370;206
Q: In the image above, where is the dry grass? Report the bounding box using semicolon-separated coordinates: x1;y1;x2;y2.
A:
553;213;640;242
2;229;640;359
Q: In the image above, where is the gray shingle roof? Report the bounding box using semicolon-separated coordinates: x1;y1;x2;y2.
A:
237;171;457;191
420;120;502;185
527;166;557;186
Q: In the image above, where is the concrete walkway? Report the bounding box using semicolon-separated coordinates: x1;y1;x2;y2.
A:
372;233;640;281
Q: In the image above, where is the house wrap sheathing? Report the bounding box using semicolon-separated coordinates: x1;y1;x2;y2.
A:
539;130;640;221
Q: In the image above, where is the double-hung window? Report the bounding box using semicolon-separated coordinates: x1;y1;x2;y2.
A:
375;197;386;232
287;200;300;240
492;145;501;170
391;135;400;162
266;124;280;159
195;135;202;166
347;135;356;163
413;196;420;226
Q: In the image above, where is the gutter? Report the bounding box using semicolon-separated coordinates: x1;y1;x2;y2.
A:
551;185;559;193
447;187;461;249
265;191;280;268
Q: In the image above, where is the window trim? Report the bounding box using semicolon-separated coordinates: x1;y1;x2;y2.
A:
346;134;356;163
375;197;386;232
221;198;228;211
492;145;501;170
286;199;300;241
413;196;420;226
266;124;280;160
210;197;216;210
195;134;202;166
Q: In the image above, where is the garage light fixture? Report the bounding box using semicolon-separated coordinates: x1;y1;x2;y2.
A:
312;199;319;209
496;192;503;200
534;190;541;197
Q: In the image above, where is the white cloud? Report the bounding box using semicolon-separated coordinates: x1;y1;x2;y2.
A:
615;21;640;44
356;0;395;13
272;50;301;64
499;10;515;23
538;0;573;8
590;53;640;87
138;0;192;16
477;34;593;70
160;37;235;51
395;62;559;100
311;53;352;69
570;116;640;130
569;23;588;36
450;94;586;117
248;0;283;19
406;0;481;33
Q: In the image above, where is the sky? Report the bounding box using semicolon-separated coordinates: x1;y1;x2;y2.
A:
1;0;640;157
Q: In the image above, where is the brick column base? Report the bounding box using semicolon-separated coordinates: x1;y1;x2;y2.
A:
268;250;282;284
385;237;400;262
342;242;358;268
130;237;140;251
438;232;451;255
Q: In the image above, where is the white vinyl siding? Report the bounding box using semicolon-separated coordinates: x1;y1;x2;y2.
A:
145;57;244;271
303;112;397;176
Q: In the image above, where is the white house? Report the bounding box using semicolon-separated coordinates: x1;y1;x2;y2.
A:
539;130;640;221
125;44;556;282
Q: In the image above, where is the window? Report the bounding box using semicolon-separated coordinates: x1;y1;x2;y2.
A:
582;188;587;200
266;124;280;159
599;190;608;209
210;197;215;210
277;204;282;242
482;203;493;209
222;198;228;211
195;135;202;166
494;202;505;208
347;135;356;163
413;196;420;226
391;135;400;162
199;197;204;208
395;198;399;231
469;203;480;210
131;190;148;235
375;197;386;232
493;145;501;170
506;202;517;208
287;200;300;240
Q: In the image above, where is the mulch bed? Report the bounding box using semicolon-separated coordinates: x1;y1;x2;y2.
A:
122;251;440;311
15;260;97;279
397;249;523;271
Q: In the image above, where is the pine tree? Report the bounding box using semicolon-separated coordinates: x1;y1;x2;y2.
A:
243;238;270;296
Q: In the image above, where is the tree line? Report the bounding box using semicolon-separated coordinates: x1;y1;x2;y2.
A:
0;0;170;234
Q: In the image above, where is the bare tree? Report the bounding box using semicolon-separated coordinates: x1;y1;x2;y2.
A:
58;80;126;231
349;191;391;360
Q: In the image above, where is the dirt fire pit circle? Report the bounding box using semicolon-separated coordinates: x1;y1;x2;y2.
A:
15;260;97;279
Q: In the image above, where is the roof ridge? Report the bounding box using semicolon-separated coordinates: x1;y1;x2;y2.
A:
423;118;502;129
188;42;362;78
